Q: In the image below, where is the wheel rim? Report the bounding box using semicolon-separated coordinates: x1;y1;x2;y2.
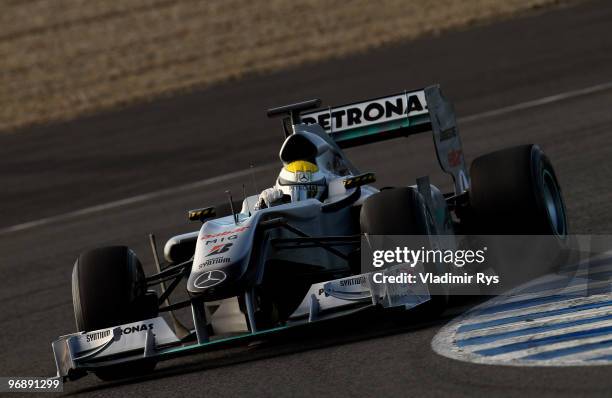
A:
542;169;566;237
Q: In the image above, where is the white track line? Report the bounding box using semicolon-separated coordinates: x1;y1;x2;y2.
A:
0;164;276;235
458;80;612;123
3;80;612;236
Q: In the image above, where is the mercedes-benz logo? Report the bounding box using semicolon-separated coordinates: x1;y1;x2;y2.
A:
297;172;310;183
194;269;227;289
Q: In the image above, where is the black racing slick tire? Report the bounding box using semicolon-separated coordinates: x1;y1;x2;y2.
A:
72;246;158;380
469;144;567;236
360;187;448;313
468;144;569;287
360;187;429;235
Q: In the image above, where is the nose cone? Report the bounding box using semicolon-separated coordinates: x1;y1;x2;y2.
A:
187;258;244;297
188;216;257;297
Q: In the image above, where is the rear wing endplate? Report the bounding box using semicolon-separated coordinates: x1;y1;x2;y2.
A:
301;85;469;194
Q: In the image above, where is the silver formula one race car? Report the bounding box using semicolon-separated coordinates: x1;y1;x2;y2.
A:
51;85;567;381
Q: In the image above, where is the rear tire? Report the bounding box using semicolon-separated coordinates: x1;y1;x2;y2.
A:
469;144;567;236
72;246;158;380
468;145;568;287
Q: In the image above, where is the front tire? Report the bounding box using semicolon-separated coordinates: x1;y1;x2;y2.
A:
72;246;158;380
360;187;448;313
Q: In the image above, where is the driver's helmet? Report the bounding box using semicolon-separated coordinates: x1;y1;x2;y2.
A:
277;160;327;202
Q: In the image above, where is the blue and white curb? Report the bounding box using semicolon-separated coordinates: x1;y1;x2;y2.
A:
432;256;612;366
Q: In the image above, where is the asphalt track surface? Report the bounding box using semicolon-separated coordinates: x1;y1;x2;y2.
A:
1;1;612;396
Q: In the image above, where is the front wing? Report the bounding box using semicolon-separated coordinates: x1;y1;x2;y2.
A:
52;267;430;381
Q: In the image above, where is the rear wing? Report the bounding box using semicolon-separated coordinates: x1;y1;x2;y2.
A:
301;85;469;194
